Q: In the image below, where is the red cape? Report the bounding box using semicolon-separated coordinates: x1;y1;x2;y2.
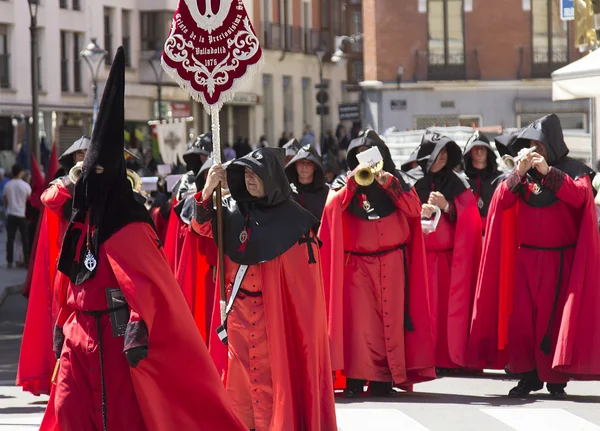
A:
467;176;600;377
40;222;247;431
205;229;337;430
16;207;64;395
149;206;169;245
319;188;436;387
163;199;186;273
176;226;216;344
444;190;483;367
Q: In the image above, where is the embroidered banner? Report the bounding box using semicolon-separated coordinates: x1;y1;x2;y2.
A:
161;0;264;113
156;122;188;166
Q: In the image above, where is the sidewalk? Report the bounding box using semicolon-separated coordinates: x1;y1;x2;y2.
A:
0;229;28;307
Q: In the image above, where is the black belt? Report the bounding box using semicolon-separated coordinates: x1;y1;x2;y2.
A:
239;288;262;297
81;304;128;431
345;243;414;332
520;243;576;355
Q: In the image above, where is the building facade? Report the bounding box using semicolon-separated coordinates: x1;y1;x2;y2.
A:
0;0;350;165
360;0;592;139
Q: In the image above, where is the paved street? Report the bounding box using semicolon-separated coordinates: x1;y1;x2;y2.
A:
1;285;599;430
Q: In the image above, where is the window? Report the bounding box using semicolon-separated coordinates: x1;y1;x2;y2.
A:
321;0;329;29
518;113;586;131
0;24;9;89
532;0;569;65
350;10;363;52
302;1;310;51
302;78;311;129
104;7;113;65
60;31;69;92
350;60;364;82
122;9;131;66
283;76;293;135
263;74;274;146
59;0;68;9
427;0;465;65
140;11;173;51
73;0;81;11
73;33;82;92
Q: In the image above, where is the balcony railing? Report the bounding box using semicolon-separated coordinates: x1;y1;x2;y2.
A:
0;54;9;89
414;49;480;81
261;22;332;55
530;48;569;78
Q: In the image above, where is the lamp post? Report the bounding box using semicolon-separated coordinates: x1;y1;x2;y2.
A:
148;50;164;122
315;48;326;153
27;0;40;165
80;38;108;130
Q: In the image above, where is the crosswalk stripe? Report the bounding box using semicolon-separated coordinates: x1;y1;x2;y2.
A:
336;408;430;431
481;408;600;431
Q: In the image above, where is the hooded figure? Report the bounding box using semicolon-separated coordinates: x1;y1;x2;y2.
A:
462;131;503;231
285;144;330;221
319;130;435;398
414;132;482;371
282;137;302;164
467;114;600;398
41;47;248;431
192;147;337;431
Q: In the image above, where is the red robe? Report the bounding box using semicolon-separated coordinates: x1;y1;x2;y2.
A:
17;182;71;395
176;225;217;344
467;169;600;380
163;199;186;273
424;190;482;368
193;212;337;431
40;222;247;431
320;176;436;388
149;206;169;245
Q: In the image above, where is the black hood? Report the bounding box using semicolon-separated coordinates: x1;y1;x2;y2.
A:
346;130;397;173
59;136;91;171
414;132;468;202
183;132;212;174
463;131;499;174
416;132;463;174
194;157;214;192
285;144;326;191
494;131;521;158
512;114;568;165
227;147;292;206
401;147;420;172
217;147;318;265
510;114;594;181
283;138;302;157
58;47;154;285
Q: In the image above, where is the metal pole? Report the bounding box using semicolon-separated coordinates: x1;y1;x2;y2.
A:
157;82;163;122
30;14;39;164
92;80;98;130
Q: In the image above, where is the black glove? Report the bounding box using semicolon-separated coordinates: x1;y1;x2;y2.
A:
124;346;149;368
123;320;149;368
53;325;65;360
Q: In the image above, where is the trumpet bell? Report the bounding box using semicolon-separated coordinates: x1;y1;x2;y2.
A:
501;155;517;171
69;161;84;183
127;169;142;192
355;160;385;187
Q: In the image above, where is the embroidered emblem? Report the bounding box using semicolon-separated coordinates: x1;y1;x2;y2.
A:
239;228;249;244
254;152;263;160
531;182;542;195
301;144;311;152
84;250;97;272
362;199;371;212
477;197;484;209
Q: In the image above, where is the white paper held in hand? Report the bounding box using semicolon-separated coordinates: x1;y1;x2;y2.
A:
356;146;383;168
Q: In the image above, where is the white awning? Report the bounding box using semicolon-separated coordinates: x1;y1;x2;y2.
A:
552;49;600;101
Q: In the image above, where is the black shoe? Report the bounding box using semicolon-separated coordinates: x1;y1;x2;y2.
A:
508;379;544;398
371;388;398;398
343;387;363;398
547;383;567;399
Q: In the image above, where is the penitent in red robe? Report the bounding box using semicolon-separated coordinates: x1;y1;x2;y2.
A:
163;199;187;273
424;189;482;369
320;175;436;387
467;169;600;380
193;207;337;431
39;222;247;431
17;182;71;395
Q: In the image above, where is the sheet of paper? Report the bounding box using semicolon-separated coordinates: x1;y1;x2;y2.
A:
157;164;172;175
356;146;383;168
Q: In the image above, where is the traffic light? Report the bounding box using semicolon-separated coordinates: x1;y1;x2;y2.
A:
575;0;599;51
316;88;329;117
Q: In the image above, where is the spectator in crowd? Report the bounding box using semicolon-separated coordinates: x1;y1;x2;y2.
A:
0;168;8;232
233;136;252;158
278;131;291;148
3;164;32;268
223;142;236;161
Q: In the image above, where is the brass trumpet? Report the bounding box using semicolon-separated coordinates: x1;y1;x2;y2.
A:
501;147;537;171
354;160;385;186
68;161;84;183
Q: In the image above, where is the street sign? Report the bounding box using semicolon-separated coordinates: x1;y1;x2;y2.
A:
338;103;361;121
561;0;575;20
316;90;329;105
317;105;330;116
390;100;407;111
315;83;329;90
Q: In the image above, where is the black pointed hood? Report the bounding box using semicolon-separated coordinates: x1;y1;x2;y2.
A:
401;147;420;172
58;47;154;284
463;131;499;174
346;130;397;173
194;156;214;191
494;130;521;158
284;144;326;190
283;138;302;157
59;136;91;171
217;147;318;265
414;132;468;203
